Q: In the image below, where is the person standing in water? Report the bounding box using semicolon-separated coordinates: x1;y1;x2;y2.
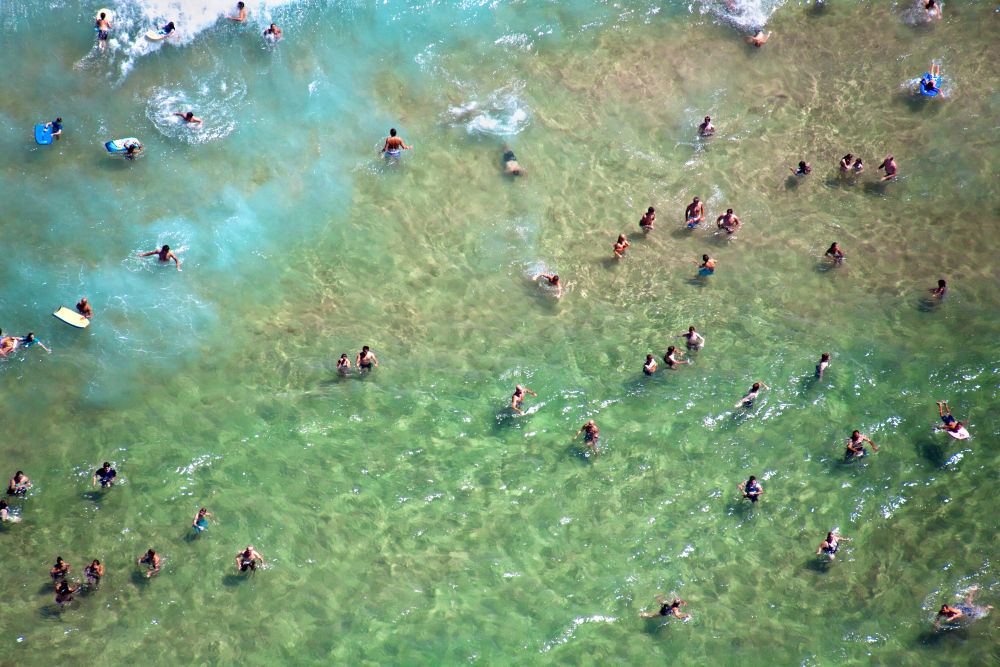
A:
639;595;691;619
685;197;704;228
738;475;763;502
698;116;715;137
55;581;77;606
138;245;181;270
929;279;947;299
50;557;71;580
845;430;878;460
138;549;161;577
639;206;655;232
8;471;30;496
336;353;351;375
673;326;705;350
716;209;740;234
174;111;203;126
825;242;844;264
924;0;941;20
816;531;850;560
236;545;264;572
643;354;657;375
356;346;378;372
381;128;411;159
229;1;247;21
45;118;63;140
192;508;217;532
77;297;93;319
696;254;717;277
663;346;690;370
878;155;898;181
532;273;562;298
84;559;104;585
502;142;524;175
95;12;113;52
613;234;630;259
93;461;117;488
574;419;600;455
816;353;831;379
510;385;536;415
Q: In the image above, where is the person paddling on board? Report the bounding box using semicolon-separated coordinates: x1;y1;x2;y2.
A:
124;140;143;160
95;12;113;52
263;24;282;41
381;128;411;159
45;118;63;141
138;245;181;270
159;21;176;37
76;297;93;319
934;401;968;437
229;2;247;22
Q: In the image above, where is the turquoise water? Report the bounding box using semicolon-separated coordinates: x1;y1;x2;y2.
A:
3;0;1000;663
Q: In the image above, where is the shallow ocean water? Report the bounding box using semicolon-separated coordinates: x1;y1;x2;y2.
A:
2;0;1000;663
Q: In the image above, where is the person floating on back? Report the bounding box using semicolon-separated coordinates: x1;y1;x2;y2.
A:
502;142;524;175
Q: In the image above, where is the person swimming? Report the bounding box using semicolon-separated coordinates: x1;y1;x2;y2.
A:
510;384;537;415
138;245;180;270
138;549;161;577
696;254;716;276
639;595;691;619
825;242;844;263
50;556;71;580
789;160;811;175
934;401;969;438
673;326;705;350
816;353;831;379
685;197;704;227
935;587;992;630
263;23;282;41
92;462;117;488
574;419;599;455
17;333;51;354
845;430;878;460
738;475;763;502
614;234;630;259
337;353;351;375
173;111;202;125
502;142;524;175
839;154;853;173
193;508;216;532
929;279;947;299
356;345;378;372
663;346;690;370
532;273;563;298
816;531;850;560
698;116;715;137
7;471;30;496
639;206;655;232
236;545;264;572
643;354;657;376
380;128;411;159
735;382;769;410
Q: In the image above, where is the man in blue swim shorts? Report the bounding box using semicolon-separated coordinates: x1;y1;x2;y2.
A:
381;128;411;159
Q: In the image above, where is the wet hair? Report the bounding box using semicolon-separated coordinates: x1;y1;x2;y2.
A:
100;12;106;19
238;1;245;7
25;333;34;341
938;279;946;288
703;116;711;122
551;274;559;282
689;326;696;333
853;157;863;165
165;22;175;31
162;244;170;252
185;112;194;120
389;128;397;137
852;430;860;438
199;508;206;513
146;549;156;556
617;234;626;243
666;346;676;355
821;353;830;362
692;196;699;203
56;557;65;564
0;499;7;511
362;345;370;353
339;353;347;359
826;531;834;540
748;476;756;483
92;559;101;565
646;354;653;361
103;461;111;468
751;382;761;391
647;206;655;214
56;117;62;123
14;471;23;480
702;254;709;262
842;154;853;163
827;242;839;252
726;208;733;215
798;161;807;169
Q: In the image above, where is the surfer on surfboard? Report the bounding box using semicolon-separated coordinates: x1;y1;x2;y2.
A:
934;401;969;439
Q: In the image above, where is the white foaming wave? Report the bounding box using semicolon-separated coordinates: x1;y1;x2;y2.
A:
445;84;531;136
144;68;247;144
698;0;788;31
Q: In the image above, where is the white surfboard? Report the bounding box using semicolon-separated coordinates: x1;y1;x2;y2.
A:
53;306;90;328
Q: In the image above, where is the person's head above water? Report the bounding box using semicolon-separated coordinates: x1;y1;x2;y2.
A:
666;346;676;355
161;244;170;252
843;154;853;163
726;208;733;215
747;475;756;484
751;382;761;391
550;274;559;283
821;353;830;362
99;12;106;19
185;112;194;120
238;1;245;7
798;161;807;169
362;345;370;353
851;430;861;438
647;206;655;214
702;254;710;262
692;197;699;204
938;279;946;288
703;116;711;123
689;326;696;333
389;128;397;137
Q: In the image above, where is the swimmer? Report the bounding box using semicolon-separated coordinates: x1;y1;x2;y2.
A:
935;587;992;630
174;111;203;126
532;273;563;298
920;63;942;96
502;142;524;176
696;254;716;277
643;354;657;375
45;117;63;140
380;128;411;159
924;0;941;20
236;545;264;572
934;401;968;437
734;382;769;409
16;333;51;354
77;298;92;319
263;23;282;41
816;531;850;560
716;209;740;234
510;384;537;415
746;29;772;47
663;346;690;370
124;140;143;160
816;353;831;379
93;461;117;488
192;508;217;532
84;559;104;585
639;206;655;232
356;345;378;372
229;2;247;21
789;160;811;175
673;326;705;350
574;419;599;455
852;157;864;174
639;595;691;619
845;430;878;460
684;197;704;227
878;155;898;181
50;556;71;580
159;21;176;36
824;242;844;263
95;12;112;52
55;581;77;606
839;154;853;173
7;471;30;496
738;475;763;502
614;234;630;259
138;549;161;577
0;499;21;523
0;336;18;358
929;278;947;299
698;116;715;137
336;353;351;375
138;245;181;270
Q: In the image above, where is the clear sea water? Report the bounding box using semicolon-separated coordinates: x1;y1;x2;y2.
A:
2;0;1000;663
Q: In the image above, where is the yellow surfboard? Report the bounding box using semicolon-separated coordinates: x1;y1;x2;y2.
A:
53;306;90;329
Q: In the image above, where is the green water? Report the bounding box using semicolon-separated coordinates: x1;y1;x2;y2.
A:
3;0;1000;663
